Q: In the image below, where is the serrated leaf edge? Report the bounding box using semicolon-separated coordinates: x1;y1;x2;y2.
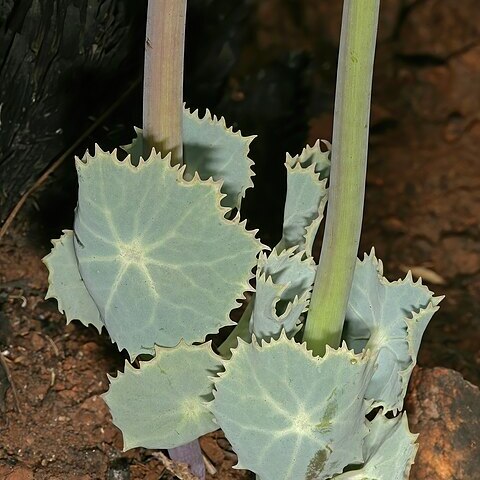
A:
286;139;331;172
42;230;104;333
281;156;329;255
399;413;420;479
104;340;222;451
357;249;443;412
185;105;256;207
75;146;266;356
76;145;264;245
256;273;311;319
211;331;373;381
209;333;375;476
358;248;443;306
106;339;219;382
258;245;316;272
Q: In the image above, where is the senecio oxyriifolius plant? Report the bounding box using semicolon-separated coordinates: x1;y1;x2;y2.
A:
43;1;442;479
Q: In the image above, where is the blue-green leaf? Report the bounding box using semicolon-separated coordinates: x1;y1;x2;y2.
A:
73;147;262;358
344;250;442;411
210;334;374;480
123;107;255;211
336;414;417;479
43;230;103;332
280;142;330;255
104;342;222;450
250;248;316;340
183;108;255;210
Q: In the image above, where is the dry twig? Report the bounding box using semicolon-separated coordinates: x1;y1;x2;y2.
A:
152;451;200;480
0;352;22;413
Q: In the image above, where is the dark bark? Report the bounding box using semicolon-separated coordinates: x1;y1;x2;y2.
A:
0;0;256;227
0;0;147;225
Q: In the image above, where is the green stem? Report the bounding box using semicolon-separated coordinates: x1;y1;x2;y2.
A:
143;0;187;163
303;0;380;356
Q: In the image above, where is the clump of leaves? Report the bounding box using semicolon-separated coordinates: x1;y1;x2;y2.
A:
43;1;442;479
43;117;441;479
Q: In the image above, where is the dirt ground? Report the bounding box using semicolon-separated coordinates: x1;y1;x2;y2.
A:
1;0;479;479
0;235;251;479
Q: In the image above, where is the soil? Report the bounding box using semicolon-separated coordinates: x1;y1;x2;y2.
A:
1;0;479;479
0;233;252;479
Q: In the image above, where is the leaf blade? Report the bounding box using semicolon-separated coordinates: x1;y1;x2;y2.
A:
336;414;418;480
183;108;255;210
43;230;103;332
74;148;262;358
104;342;222;450
281;142;330;255
250;248;316;340
344;250;442;411
210;335;374;480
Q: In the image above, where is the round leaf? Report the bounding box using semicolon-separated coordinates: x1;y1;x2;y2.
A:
104;342;222;450
74;148;262;358
210;335;374;480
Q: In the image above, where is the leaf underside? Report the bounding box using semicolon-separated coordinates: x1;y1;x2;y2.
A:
210;334;374;480
104;342;222;450
343;250;443;412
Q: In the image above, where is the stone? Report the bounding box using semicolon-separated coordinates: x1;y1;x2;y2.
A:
200;435;225;465
406;367;480;479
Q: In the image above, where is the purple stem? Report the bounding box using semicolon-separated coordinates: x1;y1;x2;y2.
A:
168;440;206;479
